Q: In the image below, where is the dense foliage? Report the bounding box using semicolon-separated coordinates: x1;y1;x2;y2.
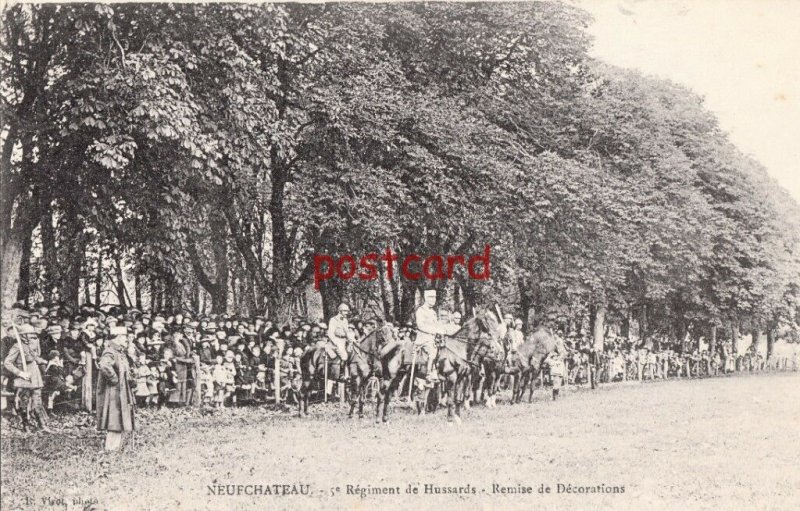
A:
2;2;798;351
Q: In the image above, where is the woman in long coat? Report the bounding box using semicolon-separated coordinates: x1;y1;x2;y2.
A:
169;331;194;405
96;326;135;451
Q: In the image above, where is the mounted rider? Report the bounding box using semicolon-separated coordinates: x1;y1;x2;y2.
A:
505;317;524;364
326;303;356;378
414;289;451;384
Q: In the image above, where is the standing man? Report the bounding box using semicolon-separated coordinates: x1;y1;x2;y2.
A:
4;324;50;432
96;326;136;451
414;289;450;384
327;303;356;380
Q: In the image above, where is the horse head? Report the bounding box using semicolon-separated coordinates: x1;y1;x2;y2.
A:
450;308;506;356
375;323;397;347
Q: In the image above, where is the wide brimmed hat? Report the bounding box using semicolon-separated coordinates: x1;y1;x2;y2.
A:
15;323;35;335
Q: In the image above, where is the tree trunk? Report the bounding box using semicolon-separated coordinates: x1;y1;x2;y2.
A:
83;275;91;306
40;198;58;303
379;263;392;320
231;277;238;312
710;324;717;355
731;318;740;355
16;224;33;305
95;251;103;306
320;278;343;322
592;293;606;351
621;307;631;340
766;327;774;359
191;280;199;312
390;273;401;323
150;276;157;311
153;277;163;311
750;326;761;353
517;276;533;332
115;255;126;308
400;279;418;325
135;273;143;310
58;208;85;309
638;303;648;339
189;212;229;314
460;278;476;320
164;274;173;313
0;214;35;310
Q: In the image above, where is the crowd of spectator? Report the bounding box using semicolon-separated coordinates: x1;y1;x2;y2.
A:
2;303;797;433
1;304;419;428
557;333;797;387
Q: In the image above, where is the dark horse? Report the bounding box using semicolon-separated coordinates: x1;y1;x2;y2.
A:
297;324;396;417
502;325;566;403
345;324;396;419
375;309;506;423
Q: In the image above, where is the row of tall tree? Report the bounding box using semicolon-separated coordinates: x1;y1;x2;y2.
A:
2;2;798;354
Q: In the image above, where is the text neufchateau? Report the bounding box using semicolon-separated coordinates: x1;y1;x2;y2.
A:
314;245;492;289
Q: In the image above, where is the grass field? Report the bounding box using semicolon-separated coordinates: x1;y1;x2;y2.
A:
2;372;799;511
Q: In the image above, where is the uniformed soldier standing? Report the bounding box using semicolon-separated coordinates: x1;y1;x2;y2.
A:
414;289;450;383
3;324;50;432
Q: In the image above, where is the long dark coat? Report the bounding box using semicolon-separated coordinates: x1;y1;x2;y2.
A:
169;338;194;403
96;344;135;432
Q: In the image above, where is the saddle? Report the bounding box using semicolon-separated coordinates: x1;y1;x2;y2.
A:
401;341;430;366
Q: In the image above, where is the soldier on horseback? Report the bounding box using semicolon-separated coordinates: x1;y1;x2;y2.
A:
327;303;356;380
414;289;451;385
504;316;523;359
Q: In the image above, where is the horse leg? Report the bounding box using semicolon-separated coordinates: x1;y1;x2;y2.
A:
486;370;496;407
375;381;384;424
513;372;524;403
453;376;465;423
446;384;453;422
382;386;391;423
358;374;366;419
348;374;358;418
297;381;304;417
509;373;517;403
464;372;472;410
528;371;536;403
445;375;456;422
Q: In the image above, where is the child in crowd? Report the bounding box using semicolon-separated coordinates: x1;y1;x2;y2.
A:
223;350;237;406
212;354;236;408
147;363;161;406
135;354;154;407
44;350;77;410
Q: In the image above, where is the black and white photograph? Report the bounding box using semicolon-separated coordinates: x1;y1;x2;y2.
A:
1;0;799;509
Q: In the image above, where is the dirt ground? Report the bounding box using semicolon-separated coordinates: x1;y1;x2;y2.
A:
2;372;799;511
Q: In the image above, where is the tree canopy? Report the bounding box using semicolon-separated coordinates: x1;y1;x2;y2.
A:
2;2;798;351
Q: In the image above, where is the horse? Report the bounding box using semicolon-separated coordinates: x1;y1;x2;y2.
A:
296;324;395;417
502;325;566;403
345;324;396;419
375;309;506;423
471;331;511;408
